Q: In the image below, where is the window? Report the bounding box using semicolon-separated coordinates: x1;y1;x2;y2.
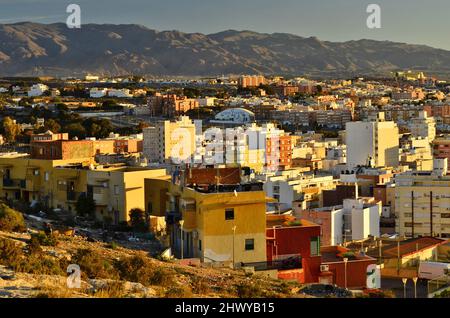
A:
198;240;202;251
442;214;450;219
114;185;120;195
245;239;254;251
225;208;235;220
310;237;320;256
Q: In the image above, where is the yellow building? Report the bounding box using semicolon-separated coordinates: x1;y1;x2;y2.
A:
84;165;166;223
0;153;93;208
0;153;166;224
145;177;274;265
395;169;450;239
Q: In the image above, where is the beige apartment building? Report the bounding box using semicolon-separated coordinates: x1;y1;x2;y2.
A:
409;111;436;141
143;116;196;164
395;160;450;239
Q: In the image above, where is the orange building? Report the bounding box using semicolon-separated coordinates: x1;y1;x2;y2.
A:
148;93;199;117
266;135;292;170
238;75;266;88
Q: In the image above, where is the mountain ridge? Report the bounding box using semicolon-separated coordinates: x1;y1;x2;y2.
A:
1;22;450;77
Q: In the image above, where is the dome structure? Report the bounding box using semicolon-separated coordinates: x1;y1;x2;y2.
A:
214;108;255;124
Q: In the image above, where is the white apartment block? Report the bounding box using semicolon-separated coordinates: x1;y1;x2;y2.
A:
90;88;108;98
409;111;436;142
346;113;399;169
28;84;49;97
261;169;336;210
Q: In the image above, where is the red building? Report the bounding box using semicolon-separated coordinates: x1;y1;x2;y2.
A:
265;214;377;289
266;215;322;283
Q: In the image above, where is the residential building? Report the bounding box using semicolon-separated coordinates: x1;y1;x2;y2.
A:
299;197;382;246
148;93;199;117
0;153;165;224
346;113;399;169
266;214;322;283
260;169;337;210
143;116;196;164
409;111;436;141
144;168;273;265
395;160;450;238
90;87;108;98
28;84;49;97
238;75;266;88
433;136;450;169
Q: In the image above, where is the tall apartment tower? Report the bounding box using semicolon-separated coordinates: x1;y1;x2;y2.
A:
409;111;436;141
143;116;196;164
346;113;399;170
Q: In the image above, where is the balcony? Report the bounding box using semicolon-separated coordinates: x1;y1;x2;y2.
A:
67;191;82;202
2;178;22;189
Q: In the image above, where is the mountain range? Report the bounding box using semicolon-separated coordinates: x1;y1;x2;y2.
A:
1;22;450;78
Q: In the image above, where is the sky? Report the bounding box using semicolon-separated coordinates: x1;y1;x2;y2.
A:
1;0;450;50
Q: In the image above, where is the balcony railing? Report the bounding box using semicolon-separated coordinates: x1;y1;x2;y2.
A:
2;179;21;188
242;256;302;272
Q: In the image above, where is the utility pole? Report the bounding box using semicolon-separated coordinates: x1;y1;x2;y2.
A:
430;191;433;237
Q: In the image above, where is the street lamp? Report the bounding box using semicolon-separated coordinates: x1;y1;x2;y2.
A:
232;225;237;269
412;277;418;298
402;278;408;298
343;258;349;289
180;220;185;260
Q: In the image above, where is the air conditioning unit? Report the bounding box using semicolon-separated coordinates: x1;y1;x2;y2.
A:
320;265;329;272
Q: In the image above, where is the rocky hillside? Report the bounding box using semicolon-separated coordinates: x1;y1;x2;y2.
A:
1;23;450;77
0;229;306;298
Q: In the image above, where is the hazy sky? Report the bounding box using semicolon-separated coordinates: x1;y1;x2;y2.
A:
1;0;450;50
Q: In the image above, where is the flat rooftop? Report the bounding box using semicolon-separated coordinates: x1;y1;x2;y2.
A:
266;215;319;229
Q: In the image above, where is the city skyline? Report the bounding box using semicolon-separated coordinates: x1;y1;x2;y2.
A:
1;0;450;50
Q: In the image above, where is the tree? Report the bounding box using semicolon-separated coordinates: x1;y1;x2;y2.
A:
2;116;21;143
65;122;87;139
129;208;149;233
83;118;113;138
43;119;61;133
102;100;119;109
75;194;96;217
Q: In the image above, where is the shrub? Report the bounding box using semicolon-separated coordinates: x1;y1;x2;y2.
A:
0;203;26;232
92;281;126;298
0;238;65;275
0;238;24;268
164;285;193;298
72;249;119;280
107;241;120;250
28;235;43;255
114;255;174;287
236;281;264;298
31;231;58;247
191;277;211;295
18;254;66;276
